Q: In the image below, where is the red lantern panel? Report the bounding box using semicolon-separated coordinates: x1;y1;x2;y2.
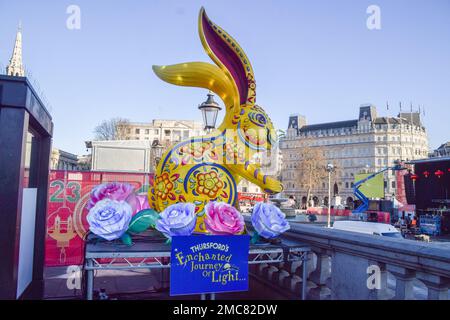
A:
435;170;444;178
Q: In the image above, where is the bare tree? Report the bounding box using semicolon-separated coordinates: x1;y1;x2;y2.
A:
293;144;328;206
93;118;130;141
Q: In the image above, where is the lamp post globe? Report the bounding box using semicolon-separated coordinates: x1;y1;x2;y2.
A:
198;91;221;131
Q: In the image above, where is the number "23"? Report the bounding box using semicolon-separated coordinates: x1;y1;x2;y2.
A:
49;180;81;203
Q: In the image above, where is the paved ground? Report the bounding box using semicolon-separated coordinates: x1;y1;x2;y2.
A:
46;265;449;300
44;267;293;300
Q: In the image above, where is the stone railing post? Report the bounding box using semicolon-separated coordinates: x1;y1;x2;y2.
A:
330;251;376;300
416;273;449;300
309;249;332;300
387;265;415;300
251;222;450;300
278;260;301;289
367;261;393;300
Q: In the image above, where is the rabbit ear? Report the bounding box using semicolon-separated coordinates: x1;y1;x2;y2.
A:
152;62;236;109
198;8;256;106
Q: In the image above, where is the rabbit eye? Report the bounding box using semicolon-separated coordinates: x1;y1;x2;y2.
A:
256;113;267;124
248;111;267;127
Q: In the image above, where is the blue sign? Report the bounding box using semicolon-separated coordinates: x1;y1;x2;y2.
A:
170;235;250;296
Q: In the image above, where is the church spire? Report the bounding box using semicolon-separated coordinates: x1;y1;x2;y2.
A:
6;22;25;77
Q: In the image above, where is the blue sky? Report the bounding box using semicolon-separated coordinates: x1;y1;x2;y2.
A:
1;0;449;155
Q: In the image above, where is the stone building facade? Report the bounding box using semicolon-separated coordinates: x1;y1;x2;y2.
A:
280;104;429;208
119;119;206;147
431;141;450;158
50;149;84;171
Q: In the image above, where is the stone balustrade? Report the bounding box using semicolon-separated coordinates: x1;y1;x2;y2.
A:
246;219;450;300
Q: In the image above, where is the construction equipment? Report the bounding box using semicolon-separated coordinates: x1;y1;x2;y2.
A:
353;161;405;214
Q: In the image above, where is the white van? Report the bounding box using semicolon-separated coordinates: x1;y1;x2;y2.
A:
332;221;403;239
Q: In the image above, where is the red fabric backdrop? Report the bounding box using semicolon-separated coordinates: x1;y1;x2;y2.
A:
45;170;153;266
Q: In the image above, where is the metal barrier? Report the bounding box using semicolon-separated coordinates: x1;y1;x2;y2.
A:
420;215;442;236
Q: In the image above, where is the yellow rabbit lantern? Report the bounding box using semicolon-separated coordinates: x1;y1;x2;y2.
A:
149;7;283;233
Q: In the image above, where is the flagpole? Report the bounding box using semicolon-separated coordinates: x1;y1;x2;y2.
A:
410;102;414;162
386;102;390;172
386;102;390;130
410;102;414;129
399;102;403;162
383;101;397;199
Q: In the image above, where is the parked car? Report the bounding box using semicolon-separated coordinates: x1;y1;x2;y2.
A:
332;221;403;239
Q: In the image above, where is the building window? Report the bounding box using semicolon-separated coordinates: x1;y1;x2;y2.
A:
154;129;159;135
165;130;171;136
391;181;396;189
135;128;140;134
145;129;150;134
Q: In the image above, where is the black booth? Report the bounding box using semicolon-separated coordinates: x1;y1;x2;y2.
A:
0;75;53;299
407;157;450;234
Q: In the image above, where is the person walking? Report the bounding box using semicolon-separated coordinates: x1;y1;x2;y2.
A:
287;195;296;208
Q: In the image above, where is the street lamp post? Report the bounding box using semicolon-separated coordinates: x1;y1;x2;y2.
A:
326;163;335;228
151;139;164;172
198;91;221;132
